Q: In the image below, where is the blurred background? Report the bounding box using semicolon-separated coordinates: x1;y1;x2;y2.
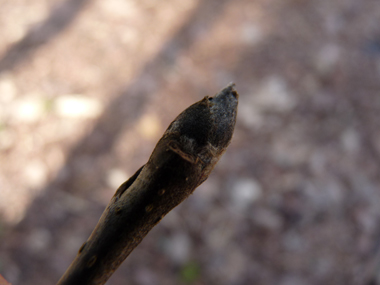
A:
1;0;380;284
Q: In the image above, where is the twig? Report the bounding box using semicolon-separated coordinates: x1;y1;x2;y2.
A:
57;84;239;285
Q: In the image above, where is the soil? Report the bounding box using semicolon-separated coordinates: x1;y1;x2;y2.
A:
1;0;380;284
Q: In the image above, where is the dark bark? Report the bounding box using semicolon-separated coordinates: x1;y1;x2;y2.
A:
57;84;239;285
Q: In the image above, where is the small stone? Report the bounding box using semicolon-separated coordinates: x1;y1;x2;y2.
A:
254;76;296;112
240;23;263;45
231;178;262;211
11;96;45;123
136;114;162;140
54;95;103;118
27;228;52;253
237;103;262;128
340;128;360;154
23;160;47;188
314;44;341;76
164;233;191;264
106;168;129;189
239;76;296;128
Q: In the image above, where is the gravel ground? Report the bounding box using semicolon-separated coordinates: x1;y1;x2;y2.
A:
1;0;380;284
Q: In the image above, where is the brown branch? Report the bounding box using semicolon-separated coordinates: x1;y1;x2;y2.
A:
56;84;239;285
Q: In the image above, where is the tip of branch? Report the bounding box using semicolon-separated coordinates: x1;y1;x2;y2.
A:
216;83;239;100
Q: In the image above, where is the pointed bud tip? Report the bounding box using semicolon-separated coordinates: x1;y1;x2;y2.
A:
221;83;239;99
